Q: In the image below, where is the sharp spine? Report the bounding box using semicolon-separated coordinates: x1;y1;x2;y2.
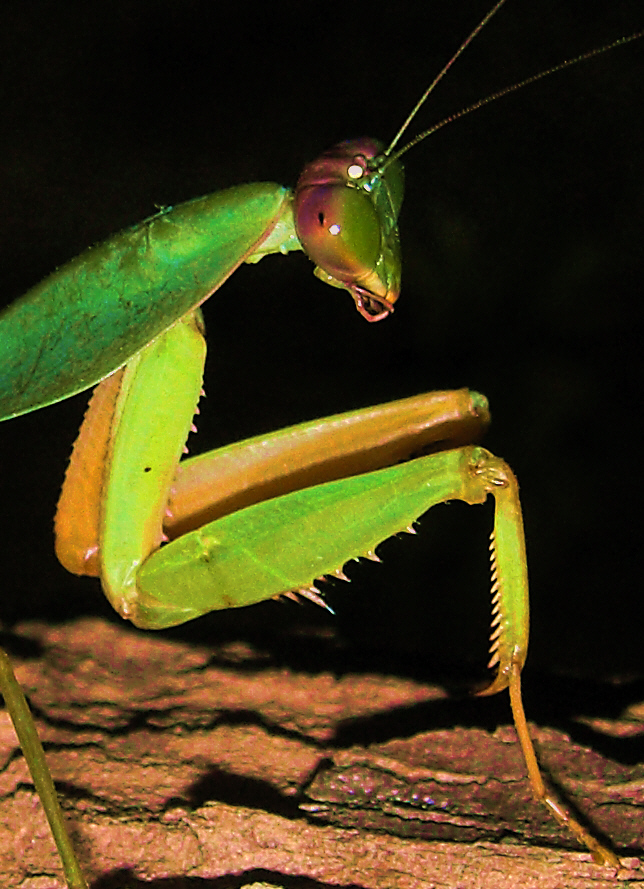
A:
296;586;335;613
332;568;351;582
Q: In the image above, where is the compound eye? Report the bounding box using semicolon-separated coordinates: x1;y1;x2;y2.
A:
294;183;381;283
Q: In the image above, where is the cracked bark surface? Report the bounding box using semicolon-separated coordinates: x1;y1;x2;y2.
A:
0;616;642;888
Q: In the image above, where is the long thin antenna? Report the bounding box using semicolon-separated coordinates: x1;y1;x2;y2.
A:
385;0;508;157
377;0;643;175
381;29;643;171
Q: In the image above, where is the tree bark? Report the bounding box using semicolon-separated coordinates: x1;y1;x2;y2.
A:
1;617;642;888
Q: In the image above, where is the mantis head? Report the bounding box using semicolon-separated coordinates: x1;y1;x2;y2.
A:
294;138;404;322
293;0;642;324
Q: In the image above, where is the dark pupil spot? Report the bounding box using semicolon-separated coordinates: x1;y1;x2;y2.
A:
144;466;152;473
317;211;325;226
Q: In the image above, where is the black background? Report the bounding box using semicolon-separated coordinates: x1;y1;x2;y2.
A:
1;1;643;683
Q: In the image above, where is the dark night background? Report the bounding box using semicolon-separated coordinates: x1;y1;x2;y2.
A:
1;1;642;689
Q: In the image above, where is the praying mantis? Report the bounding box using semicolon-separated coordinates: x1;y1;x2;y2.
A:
1;1;643;885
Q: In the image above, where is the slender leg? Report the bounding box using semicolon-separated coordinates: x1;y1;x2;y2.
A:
508;663;620;867
0;647;88;889
471;452;619;865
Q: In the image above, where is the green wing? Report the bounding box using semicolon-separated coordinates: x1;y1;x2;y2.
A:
0;183;292;421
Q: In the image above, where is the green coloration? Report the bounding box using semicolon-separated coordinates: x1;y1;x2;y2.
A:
164;386;491;536
487;471;529;682
0;183;295;421
0;150;543;881
133;446;527;638
136;447;481;627
370;145;405;251
0;5;628;863
101;311;207;620
338;189;383;268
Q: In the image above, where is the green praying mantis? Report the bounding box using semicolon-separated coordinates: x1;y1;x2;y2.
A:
1;1;643;885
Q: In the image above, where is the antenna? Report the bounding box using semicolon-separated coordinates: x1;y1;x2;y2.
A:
376;3;643;172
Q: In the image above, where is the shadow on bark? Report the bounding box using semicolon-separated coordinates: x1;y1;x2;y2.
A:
0;616;641;888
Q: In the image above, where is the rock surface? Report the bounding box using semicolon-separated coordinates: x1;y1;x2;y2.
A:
0;617;642;888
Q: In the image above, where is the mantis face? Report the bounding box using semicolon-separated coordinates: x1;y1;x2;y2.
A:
294;138;404;321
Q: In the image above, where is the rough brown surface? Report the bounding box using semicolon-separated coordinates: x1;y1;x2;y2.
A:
0;617;642;888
